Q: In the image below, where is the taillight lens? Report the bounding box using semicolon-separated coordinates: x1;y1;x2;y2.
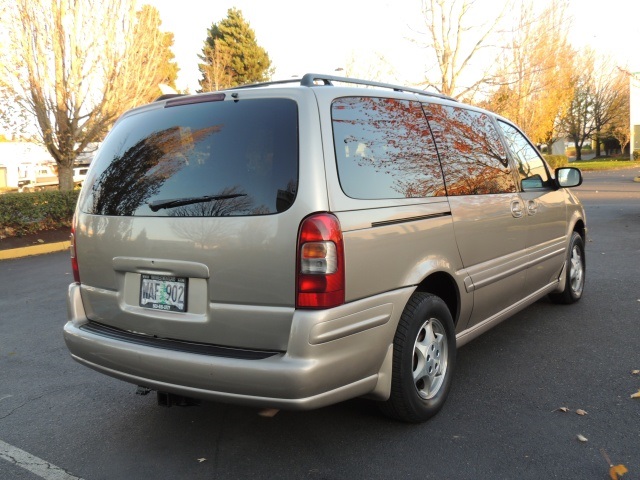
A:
296;213;345;309
70;215;80;283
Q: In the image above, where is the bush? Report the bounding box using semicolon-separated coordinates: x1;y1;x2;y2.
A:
633;150;640;161
0;190;79;238
543;154;569;169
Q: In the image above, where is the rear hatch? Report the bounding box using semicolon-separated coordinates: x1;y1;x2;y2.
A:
74;93;312;351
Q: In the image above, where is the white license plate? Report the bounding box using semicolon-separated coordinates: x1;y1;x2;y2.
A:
139;275;188;312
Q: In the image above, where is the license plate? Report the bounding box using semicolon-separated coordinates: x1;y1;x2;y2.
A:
139;274;188;312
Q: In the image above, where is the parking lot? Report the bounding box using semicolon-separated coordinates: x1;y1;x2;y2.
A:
1;167;639;479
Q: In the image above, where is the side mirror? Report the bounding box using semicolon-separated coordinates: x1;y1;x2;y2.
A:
555;167;582;188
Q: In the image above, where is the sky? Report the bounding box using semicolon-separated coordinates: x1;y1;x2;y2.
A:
147;0;639;94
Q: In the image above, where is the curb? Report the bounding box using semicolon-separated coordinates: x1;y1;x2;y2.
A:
0;241;70;261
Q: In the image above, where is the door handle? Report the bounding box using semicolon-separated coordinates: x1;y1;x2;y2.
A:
526;199;538;215
511;199;524;218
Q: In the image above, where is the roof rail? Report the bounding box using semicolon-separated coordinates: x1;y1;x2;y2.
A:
225;74;456;101
299;74;456;101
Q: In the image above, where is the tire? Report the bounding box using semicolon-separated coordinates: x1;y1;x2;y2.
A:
379;292;456;423
550;231;586;304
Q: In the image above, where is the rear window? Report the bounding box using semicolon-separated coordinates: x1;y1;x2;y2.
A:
80;98;298;216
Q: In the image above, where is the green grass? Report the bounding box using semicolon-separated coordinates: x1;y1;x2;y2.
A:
569;157;640;171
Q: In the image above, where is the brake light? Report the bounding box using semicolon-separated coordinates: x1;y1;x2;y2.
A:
70;215;80;283
296;213;345;309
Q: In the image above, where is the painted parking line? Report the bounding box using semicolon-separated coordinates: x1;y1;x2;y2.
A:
0;439;84;480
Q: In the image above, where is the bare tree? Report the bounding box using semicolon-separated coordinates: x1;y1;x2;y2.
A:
417;0;510;99
0;0;175;190
605;68;632;156
591;63;629;157
200;42;234;92
559;50;597;161
482;0;575;147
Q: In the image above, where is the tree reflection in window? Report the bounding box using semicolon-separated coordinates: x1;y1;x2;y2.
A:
82;98;299;217
424;105;516;195
88;125;221;216
332;97;445;199
498;121;549;188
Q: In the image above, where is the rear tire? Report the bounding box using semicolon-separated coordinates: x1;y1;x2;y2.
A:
379;292;456;423
549;232;585;304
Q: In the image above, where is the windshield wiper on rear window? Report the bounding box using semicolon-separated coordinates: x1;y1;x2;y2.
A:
148;193;248;212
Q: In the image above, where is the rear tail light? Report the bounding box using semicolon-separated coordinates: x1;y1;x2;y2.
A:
70;215;80;283
296;213;345;309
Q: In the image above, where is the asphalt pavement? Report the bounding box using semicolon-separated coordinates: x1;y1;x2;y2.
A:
0;167;638;480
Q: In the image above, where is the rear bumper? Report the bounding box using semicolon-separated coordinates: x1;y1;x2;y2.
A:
64;283;413;410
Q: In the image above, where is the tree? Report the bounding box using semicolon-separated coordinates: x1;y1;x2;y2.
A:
136;5;180;94
559;51;596;161
0;0;178;190
480;0;575;148
417;0;510;99
591;63;628;157
608;72;631;155
198;8;272;92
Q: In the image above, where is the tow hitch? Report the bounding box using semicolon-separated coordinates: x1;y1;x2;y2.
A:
156;391;201;407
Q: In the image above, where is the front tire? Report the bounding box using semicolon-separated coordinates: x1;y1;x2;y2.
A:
379;292;456;423
550;231;585;304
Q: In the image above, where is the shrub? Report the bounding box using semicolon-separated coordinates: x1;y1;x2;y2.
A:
543;154;569;169
633;150;640;161
0;190;79;238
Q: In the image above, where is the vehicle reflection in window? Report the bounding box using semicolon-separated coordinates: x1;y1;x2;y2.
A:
498;120;549;189
424;104;516;195
332;97;445;199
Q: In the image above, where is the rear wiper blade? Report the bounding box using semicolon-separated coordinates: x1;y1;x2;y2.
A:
148;193;247;212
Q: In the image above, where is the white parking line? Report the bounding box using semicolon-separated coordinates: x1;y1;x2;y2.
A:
0;439;84;480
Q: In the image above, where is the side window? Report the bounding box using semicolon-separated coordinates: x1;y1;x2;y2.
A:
424;104;516;196
498;121;549;189
331;97;445;199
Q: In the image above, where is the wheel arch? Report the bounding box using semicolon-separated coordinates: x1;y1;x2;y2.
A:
573;218;586;241
413;271;460;327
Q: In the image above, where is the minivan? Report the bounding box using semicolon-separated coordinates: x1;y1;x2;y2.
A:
64;74;586;422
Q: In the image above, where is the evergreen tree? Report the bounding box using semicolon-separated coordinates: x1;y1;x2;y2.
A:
198;8;272;91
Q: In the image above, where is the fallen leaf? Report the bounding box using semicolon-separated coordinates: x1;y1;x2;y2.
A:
37;239;44;243
576;409;588;416
197;458;206;463
577;434;588;442
609;464;628;480
632;370;640;375
554;407;570;412
631;390;640;399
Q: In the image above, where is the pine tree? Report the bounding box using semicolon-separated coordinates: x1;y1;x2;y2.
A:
198;8;272;91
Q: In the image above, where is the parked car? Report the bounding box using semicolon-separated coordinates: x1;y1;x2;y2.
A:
64;74;586;422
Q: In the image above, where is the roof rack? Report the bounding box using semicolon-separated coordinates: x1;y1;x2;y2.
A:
226;73;457;102
154;74;457;103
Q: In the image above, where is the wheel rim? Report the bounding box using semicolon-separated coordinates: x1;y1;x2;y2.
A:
412;318;448;400
569;244;584;295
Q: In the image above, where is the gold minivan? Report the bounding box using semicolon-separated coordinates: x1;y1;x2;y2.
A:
64;74;586;422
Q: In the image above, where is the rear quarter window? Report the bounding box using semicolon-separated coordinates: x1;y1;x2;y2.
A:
80;98;298;216
331;97;445;199
424;104;516;195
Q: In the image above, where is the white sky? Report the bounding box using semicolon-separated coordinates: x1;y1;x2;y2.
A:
147;0;639;94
